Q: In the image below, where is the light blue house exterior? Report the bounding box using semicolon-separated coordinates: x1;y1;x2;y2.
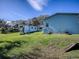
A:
20;25;38;34
43;13;79;34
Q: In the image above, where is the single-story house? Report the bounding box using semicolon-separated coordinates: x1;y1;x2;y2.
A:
42;13;79;34
20;25;38;34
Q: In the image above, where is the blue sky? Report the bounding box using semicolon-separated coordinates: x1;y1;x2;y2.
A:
0;0;79;20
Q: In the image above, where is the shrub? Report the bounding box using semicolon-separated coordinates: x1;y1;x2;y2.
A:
0;27;8;34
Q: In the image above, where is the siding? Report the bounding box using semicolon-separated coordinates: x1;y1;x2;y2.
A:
23;25;38;33
43;14;79;34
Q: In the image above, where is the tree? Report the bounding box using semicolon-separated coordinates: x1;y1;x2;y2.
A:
30;15;48;26
31;18;40;26
0;19;6;28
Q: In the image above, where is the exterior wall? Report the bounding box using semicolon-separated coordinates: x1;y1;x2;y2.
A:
29;26;38;32
23;25;38;33
43;14;79;34
24;25;30;33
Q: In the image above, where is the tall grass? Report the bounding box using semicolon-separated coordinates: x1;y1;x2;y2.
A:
0;32;79;59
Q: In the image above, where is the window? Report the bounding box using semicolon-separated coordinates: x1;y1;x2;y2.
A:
35;27;37;29
31;27;33;29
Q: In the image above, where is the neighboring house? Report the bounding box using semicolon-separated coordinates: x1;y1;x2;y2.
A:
20;25;38;34
6;21;13;26
43;13;79;34
6;21;18;26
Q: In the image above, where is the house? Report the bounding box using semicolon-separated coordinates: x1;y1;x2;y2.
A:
20;25;38;34
43;13;79;34
6;21;14;26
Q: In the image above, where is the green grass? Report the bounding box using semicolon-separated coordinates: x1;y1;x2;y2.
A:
0;32;79;58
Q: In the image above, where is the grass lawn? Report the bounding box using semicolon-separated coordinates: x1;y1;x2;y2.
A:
0;32;79;59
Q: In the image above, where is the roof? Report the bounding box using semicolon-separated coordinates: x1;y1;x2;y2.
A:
55;13;79;15
64;43;79;52
44;13;79;21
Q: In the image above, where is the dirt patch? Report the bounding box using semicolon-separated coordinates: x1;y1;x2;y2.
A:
11;45;66;59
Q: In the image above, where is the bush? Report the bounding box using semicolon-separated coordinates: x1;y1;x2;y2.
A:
0;27;19;34
9;28;19;33
1;27;8;34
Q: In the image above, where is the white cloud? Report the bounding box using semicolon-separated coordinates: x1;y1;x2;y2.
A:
37;0;48;6
27;0;48;11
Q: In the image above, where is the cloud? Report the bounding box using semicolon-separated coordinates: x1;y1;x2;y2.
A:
27;0;48;11
37;0;48;6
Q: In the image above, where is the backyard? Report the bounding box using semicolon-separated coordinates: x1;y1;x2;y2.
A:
0;32;79;59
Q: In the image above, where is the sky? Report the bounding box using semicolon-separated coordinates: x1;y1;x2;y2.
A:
0;0;79;20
